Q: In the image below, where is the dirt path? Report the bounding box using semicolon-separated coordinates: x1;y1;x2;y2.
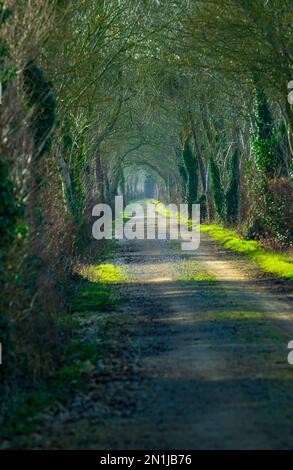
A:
110;233;293;449
18;217;293;450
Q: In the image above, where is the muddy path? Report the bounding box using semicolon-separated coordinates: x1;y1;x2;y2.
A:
15;225;293;450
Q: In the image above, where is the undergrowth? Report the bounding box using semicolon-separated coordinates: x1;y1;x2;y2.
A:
0;241;125;447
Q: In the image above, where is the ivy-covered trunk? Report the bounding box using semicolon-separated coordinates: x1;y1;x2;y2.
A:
182;135;198;218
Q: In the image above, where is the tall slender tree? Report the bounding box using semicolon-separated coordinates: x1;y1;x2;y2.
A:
182;135;198;217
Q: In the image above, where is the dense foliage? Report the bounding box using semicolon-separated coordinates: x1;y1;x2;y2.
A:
23;61;56;159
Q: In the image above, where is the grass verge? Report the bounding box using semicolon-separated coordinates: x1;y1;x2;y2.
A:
201;225;293;280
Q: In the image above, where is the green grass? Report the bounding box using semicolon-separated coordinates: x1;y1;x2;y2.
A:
175;260;216;283
79;263;127;283
72;262;129;313
72;283;117;311
201;224;293;280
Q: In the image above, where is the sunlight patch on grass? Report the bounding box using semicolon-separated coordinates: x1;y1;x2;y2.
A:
201;224;293;280
73;263;128;312
254;252;293;280
201;225;260;253
79;263;127;283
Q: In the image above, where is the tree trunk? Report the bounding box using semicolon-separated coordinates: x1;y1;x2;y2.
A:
94;144;104;202
56;147;75;213
189;110;206;192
